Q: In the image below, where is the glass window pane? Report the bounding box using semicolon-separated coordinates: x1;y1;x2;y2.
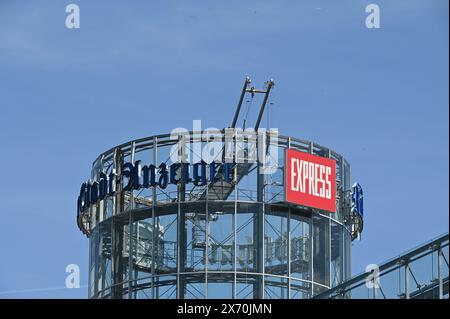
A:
264;276;288;299
330;221;342;287
236;210;255;272
208;210;234;271
313;215;330;287
290;213;310;280
290;279;311;299
264;211;288;276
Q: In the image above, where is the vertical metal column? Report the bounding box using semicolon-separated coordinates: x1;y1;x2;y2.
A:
329;216;332;290
327;149;332;289
347;160;352;279
151;137;157;299
287;137;291;299
98;228;104;296
176;135;186;299
112;148;124;299
339;155;345;286
128;142;135;299
112;220;124;299
93;224;99;297
204;130;210;298
88;230;93;298
340;224;344;286
205;162;209;298
405;260;410;299
287;207;291;299
438;248;443;299
233;131;238;298
309;141;314;297
111;149;117;299
255;131;265;298
373;281;378;299
310;217;314;297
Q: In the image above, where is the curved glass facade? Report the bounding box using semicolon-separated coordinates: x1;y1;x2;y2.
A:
78;132;354;299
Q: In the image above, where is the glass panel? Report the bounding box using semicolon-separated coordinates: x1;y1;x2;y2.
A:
444;246;449;298
236;157;257;202
98;220;112;296
408;253;434;297
264;211;288;276
313;284;328;296
377;268;402;299
208;210;234;271
442;245;449;281
290;279;311;299
348;283;370;299
429;250;440;299
343;228;351;280
208;281;233;298
185;277;206;299
89;227;99;298
265;146;284;204
132;144;154;211
123;219;138;295
236;274;259;299
330;221;342;287
101;157;115;220
290;213;310;280
154;275;177;299
157;213;177;273
135;288;152;299
264;276;288;299
133;277;152;299
313;215;330;287
155;143;178;203
185;206;206;272
236;209;255;272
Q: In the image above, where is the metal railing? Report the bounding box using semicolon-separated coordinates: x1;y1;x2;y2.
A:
314;233;449;299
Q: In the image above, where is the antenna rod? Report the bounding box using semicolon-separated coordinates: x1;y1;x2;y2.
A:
254;79;274;131
231;76;251;128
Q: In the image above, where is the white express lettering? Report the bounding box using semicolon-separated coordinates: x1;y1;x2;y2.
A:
319;165;325;198
309;162;315;197
325;166;331;199
291;159;332;199
291;158;298;191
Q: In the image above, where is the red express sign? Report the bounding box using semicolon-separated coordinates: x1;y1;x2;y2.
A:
285;149;336;213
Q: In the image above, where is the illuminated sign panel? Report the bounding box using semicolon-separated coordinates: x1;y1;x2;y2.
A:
285;148;336;213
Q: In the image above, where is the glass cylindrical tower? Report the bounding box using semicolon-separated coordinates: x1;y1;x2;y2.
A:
77;131;356;299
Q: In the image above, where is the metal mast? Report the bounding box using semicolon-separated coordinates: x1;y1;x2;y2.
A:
230;77;275;130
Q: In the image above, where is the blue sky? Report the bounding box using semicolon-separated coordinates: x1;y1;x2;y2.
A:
0;0;448;298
